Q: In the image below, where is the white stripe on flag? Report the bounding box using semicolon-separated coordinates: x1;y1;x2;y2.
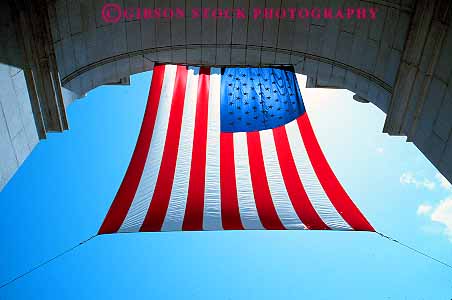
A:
203;68;223;230
119;65;178;232
285;120;352;230
161;67;199;231
233;132;265;230
259;129;306;230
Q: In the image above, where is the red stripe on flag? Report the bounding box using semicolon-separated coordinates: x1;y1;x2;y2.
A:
182;67;210;231
140;65;188;232
220;132;244;230
98;65;166;234
297;114;374;231
246;132;285;230
272;126;330;230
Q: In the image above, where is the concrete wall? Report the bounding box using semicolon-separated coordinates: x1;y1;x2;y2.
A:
0;64;38;189
0;0;82;191
410;23;452;179
382;0;452;179
0;1;24;68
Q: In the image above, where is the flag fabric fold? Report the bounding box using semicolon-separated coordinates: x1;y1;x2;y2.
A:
99;64;374;234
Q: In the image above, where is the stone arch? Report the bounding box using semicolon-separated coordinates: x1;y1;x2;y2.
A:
54;0;409;116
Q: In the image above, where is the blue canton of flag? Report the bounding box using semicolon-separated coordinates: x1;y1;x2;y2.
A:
220;67;305;132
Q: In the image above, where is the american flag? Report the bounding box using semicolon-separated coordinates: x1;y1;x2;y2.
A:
99;64;374;234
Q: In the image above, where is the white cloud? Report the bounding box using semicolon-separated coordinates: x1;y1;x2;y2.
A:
376;147;384;154
412;174;452;241
435;172;452;191
400;172;435;190
431;197;452;242
417;204;432;215
422;180;435;190
400;172;415;184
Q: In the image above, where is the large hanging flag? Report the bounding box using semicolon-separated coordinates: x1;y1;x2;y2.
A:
99;65;374;234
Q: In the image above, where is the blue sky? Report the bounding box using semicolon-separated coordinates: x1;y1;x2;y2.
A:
0;71;451;299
